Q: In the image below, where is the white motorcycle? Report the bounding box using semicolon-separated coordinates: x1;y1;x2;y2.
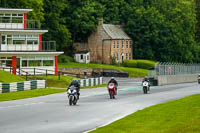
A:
142;81;150;94
67;86;78;106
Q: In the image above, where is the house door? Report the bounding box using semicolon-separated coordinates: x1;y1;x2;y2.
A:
121;53;125;62
1;35;7;51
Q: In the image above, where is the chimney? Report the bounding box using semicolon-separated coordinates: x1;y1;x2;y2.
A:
98;18;104;25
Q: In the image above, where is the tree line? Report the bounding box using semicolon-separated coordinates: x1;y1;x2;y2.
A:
1;0;200;63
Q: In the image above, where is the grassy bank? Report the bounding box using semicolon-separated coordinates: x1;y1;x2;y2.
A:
59;62;148;77
27;75;74;88
90;94;200;133
0;88;66;102
0;70;25;83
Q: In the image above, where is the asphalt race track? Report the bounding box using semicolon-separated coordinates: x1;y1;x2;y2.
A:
0;78;200;133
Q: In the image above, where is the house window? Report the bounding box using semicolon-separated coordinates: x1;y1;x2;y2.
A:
126;53;128;59
117;40;119;48
122;40;124;49
116;53;119;60
126;40;129;48
0;13;23;23
80;55;83;60
113;41;115;48
129;53;132;59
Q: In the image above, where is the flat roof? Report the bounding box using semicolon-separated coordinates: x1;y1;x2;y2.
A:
0;51;64;56
0;8;32;13
0;29;48;34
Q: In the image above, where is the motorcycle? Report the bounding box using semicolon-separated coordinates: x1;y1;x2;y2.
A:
198;77;200;84
107;83;116;99
67;86;78;106
142;81;150;94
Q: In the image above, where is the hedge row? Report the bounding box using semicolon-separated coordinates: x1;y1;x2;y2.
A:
123;59;157;69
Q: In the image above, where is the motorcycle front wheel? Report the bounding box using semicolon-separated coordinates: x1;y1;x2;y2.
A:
109;92;113;99
69;96;73;106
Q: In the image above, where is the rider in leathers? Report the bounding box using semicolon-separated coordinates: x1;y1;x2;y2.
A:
108;77;118;94
68;78;80;99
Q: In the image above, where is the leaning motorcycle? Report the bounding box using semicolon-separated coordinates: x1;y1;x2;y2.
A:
67;85;78;106
142;81;150;94
107;83;116;99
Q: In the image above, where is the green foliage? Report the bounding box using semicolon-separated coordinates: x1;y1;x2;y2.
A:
91;94;200;133
58;62;148;77
2;0;200;63
58;55;75;63
123;60;156;69
0;70;25;83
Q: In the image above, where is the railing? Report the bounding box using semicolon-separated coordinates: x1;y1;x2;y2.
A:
150;62;200;77
0;18;41;29
0;41;56;51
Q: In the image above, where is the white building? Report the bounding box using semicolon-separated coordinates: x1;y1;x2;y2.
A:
74;51;90;64
0;8;63;75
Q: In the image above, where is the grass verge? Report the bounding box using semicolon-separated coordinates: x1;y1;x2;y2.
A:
0;70;25;83
59;62;148;77
0;88;66;102
26;75;74;88
90;94;200;133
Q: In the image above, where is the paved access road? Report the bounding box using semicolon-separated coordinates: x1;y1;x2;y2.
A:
0;78;200;133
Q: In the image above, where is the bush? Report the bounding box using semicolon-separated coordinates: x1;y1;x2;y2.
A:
58;55;74;63
123;60;138;68
123;59;157;69
137;60;156;69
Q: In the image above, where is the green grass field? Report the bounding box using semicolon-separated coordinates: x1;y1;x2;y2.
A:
90;94;200;133
0;88;66;102
0;70;25;83
59;62;148;77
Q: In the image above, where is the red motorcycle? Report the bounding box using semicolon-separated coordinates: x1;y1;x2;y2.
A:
107;83;116;99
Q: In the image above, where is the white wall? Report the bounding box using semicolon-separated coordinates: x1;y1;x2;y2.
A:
75;53;90;64
0;23;24;29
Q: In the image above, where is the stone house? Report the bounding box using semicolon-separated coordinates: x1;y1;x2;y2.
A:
74;19;133;64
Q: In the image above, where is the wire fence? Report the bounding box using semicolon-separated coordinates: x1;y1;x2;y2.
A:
149;62;200;77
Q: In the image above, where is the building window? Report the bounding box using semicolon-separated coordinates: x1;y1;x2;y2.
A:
80;55;83;60
113;41;115;48
129;53;132;59
29;60;42;67
126;53;128;59
122;40;124;49
126;40;129;48
116;53;119;60
43;60;53;66
0;13;23;23
117;40;119;48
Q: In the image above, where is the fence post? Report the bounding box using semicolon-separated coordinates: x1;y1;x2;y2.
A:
58;71;61;80
10;66;11;73
34;68;35;76
46;70;48;77
26;72;28;81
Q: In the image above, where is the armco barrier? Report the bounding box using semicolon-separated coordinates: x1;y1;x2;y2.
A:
79;77;103;87
0;80;46;93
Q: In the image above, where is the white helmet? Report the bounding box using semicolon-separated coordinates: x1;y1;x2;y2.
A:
111;77;115;80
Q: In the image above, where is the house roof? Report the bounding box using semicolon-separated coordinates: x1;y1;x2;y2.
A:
102;24;131;40
0;8;32;13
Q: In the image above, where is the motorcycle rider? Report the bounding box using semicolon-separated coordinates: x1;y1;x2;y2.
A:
142;76;150;91
68;78;80;99
108;77;118;94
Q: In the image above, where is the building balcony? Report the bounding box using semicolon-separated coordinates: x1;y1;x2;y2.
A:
0;18;41;30
0;41;56;52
